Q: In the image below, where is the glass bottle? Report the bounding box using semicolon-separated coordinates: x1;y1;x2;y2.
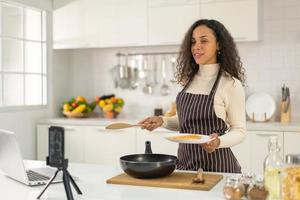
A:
263;136;283;200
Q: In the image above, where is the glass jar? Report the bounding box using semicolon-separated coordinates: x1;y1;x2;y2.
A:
223;176;245;200
240;173;256;197
282;154;300;200
247;177;268;200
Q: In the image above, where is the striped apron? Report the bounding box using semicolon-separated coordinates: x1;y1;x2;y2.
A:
176;70;241;173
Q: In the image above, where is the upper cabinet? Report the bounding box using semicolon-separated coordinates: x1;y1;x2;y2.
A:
148;0;200;45
86;0;147;48
53;0;87;49
53;0;260;49
200;0;259;41
53;0;147;49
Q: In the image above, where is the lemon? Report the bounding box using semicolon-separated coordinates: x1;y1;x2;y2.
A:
76;96;86;103
98;100;106;108
114;106;122;113
72;104;86;113
63;104;71;112
105;99;112;104
103;104;113;112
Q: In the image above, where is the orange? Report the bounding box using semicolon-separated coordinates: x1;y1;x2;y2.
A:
105;111;115;119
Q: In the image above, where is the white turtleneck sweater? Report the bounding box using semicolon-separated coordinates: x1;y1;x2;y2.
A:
162;63;246;148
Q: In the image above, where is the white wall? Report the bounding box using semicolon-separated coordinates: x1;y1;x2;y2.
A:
0;0;53;159
53;0;300;122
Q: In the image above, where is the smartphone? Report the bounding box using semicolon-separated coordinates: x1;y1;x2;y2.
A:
48;126;65;167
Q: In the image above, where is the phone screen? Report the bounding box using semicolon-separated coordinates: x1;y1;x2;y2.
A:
48;126;65;167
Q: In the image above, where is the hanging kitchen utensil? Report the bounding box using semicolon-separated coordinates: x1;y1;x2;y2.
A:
170;55;177;84
105;122;141;130
120;141;177;179
118;54;130;89
142;57;153;95
110;65;119;88
153;56;159;85
129;64;139;90
160;56;171;96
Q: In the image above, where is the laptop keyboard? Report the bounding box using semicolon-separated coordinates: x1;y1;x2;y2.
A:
26;170;50;182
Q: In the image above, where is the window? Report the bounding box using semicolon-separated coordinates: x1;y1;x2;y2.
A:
0;2;47;107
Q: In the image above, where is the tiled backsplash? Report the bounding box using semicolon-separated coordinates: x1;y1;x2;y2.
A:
53;0;300;122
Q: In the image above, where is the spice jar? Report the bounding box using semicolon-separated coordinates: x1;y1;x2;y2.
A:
240;173;255;197
247;177;268;200
282;154;300;200
223;176;245;200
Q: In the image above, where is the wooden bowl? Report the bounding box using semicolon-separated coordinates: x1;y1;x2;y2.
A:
63;111;90;118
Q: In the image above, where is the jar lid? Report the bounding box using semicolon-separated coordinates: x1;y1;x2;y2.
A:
285;154;300;164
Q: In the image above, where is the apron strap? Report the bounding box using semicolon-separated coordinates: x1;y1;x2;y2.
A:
209;69;222;97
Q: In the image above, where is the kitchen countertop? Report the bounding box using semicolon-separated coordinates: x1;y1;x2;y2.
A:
0;160;227;200
37;118;300;132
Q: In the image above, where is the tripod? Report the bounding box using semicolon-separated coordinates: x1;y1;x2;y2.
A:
37;158;82;200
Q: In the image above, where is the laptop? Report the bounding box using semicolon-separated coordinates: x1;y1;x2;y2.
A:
0;129;70;186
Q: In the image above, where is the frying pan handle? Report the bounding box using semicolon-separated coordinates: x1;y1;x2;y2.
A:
145;141;153;154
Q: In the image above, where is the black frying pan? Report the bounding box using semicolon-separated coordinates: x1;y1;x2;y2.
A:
120;141;177;179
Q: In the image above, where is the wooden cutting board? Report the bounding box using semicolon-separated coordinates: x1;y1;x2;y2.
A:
106;172;223;191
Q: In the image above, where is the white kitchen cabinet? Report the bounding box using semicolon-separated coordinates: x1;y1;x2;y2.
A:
53;0;87;49
200;0;259;41
83;126;136;165
231;133;251;173
249;131;284;175
53;0;147;49
284;132;300;156
95;0;147;47
148;0;201;45
36;124;85;163
136;128;178;156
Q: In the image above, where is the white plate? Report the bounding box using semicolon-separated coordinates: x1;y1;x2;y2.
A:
246;92;276;122
163;133;214;144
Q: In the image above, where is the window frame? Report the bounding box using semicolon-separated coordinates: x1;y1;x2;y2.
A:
0;1;48;111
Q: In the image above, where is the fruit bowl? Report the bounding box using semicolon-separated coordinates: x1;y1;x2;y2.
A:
62;96;96;118
96;94;124;119
63;111;90;118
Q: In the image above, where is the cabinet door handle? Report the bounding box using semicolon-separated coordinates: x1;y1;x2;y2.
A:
46;126;75;131
64;126;75;131
95;127;126;132
256;133;279;137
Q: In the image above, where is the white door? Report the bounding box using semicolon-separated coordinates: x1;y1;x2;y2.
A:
250;131;284;175
148;0;200;45
136;128;178;156
84;126;136;165
53;0;87;49
95;0;148;47
284;132;300;156
36;124;85;163
200;0;259;41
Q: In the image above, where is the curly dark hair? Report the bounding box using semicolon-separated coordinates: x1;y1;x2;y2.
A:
176;19;245;86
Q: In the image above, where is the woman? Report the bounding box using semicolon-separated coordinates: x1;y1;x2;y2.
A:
139;19;246;173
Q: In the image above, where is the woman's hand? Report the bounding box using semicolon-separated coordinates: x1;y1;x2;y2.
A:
138;116;164;131
201;133;220;153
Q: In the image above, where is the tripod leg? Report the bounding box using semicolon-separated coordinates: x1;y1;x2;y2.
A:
37;169;60;199
63;169;74;200
66;170;82;194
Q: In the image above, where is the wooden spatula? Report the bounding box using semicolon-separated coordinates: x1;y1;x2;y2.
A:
105;122;141;129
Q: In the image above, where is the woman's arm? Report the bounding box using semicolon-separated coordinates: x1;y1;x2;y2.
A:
219;79;246;148
161;114;180;131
